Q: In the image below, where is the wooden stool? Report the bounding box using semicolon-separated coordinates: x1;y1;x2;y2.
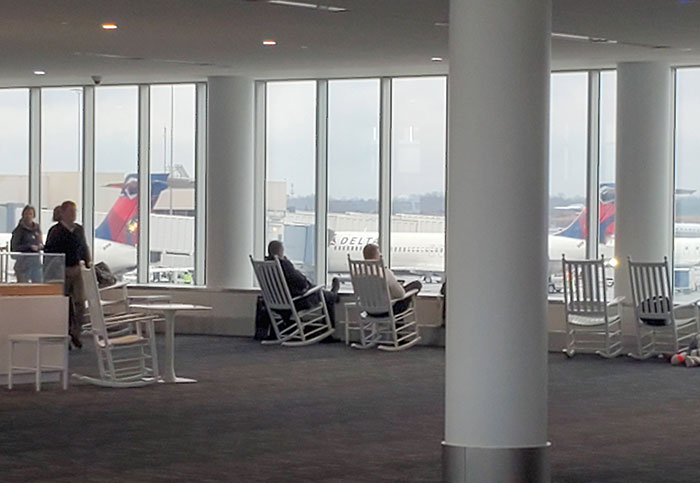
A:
8;334;69;391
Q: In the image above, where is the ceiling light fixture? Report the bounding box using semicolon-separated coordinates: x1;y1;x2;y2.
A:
434;21;448;27
262;39;277;46
552;32;617;44
33;70;46;75
267;0;347;13
431;57;443;62
102;23;118;30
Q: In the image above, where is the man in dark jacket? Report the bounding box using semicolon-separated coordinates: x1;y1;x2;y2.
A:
266;240;340;330
44;201;91;348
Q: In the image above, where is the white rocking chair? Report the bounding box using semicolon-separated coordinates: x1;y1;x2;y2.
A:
347;256;421;351
76;263;160;387
628;256;700;359
561;256;623;358
250;256;334;347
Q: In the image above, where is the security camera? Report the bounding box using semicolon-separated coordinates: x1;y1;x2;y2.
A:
91;75;102;85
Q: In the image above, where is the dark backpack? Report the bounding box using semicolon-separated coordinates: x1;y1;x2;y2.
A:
254;296;273;340
94;262;118;288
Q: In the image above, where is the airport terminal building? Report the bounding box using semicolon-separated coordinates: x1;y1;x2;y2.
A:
2;1;700;481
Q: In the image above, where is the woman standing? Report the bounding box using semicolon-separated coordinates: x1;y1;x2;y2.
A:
10;205;43;282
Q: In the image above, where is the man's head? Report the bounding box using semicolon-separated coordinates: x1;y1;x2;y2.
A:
61;201;77;224
52;205;62;222
362;243;381;261
268;240;284;258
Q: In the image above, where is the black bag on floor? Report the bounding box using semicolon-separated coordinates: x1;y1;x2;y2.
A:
254;296;272;340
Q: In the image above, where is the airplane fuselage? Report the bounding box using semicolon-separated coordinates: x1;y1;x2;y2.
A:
0;233;136;276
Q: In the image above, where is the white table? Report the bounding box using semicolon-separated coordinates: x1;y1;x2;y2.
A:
130;303;211;384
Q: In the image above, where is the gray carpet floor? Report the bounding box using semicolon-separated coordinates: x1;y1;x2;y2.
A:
0;336;699;482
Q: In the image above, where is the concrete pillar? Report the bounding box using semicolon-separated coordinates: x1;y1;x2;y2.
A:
206;76;255;288
614;62;673;298
443;1;551;481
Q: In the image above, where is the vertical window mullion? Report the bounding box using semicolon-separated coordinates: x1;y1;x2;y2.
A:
29;88;41;211
194;82;207;285
315;80;329;285
83;86;95;253
254;81;267;262
137;85;151;284
586;70;601;259
671;68;679;288
379;77;392;264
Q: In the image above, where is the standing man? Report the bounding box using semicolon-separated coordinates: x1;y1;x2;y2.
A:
45;201;91;348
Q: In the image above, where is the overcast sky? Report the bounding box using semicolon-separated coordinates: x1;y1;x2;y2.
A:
2;69;700;202
0;84;196;178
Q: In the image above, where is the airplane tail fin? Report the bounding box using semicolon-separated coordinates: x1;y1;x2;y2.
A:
556;201;615;242
557;208;588;239
95;173;170;245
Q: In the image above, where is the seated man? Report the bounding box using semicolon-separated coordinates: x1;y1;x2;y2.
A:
362;243;422;315
266;240;340;331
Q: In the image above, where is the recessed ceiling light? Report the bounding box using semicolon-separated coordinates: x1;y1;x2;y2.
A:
262;39;277;46
33;70;46;75
434;21;448;27
431;57;443;62
102;23;118;30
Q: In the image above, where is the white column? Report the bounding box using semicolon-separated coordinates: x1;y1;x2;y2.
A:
206;76;255;288
614;62;673;298
444;1;551;481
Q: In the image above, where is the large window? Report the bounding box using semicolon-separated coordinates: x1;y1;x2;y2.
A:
41;87;83;230
547;73;589;292
265;81;317;282
548;73;588;242
262;72;618;296
0;89;29;241
94;86;139;278
149;84;197;284
327;79;380;283
674;68;700;295
390;77;447;294
0;82;204;286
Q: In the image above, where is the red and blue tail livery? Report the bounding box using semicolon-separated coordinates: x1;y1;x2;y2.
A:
557;200;615;242
95;173;170;245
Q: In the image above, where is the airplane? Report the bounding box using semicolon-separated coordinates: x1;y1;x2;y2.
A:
327;231;444;281
325;210;614;283
325;189;700;287
0;173;184;277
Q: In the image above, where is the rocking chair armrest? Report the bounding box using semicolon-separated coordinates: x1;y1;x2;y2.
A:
103;319;138;329
673;300;700;315
392;288;419;304
607;296;625;308
99;282;129;292
104;313;158;325
292;284;324;301
100;299;123;307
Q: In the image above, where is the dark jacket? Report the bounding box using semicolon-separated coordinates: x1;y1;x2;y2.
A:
266;256;312;298
45;223;91;267
11;221;42;253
